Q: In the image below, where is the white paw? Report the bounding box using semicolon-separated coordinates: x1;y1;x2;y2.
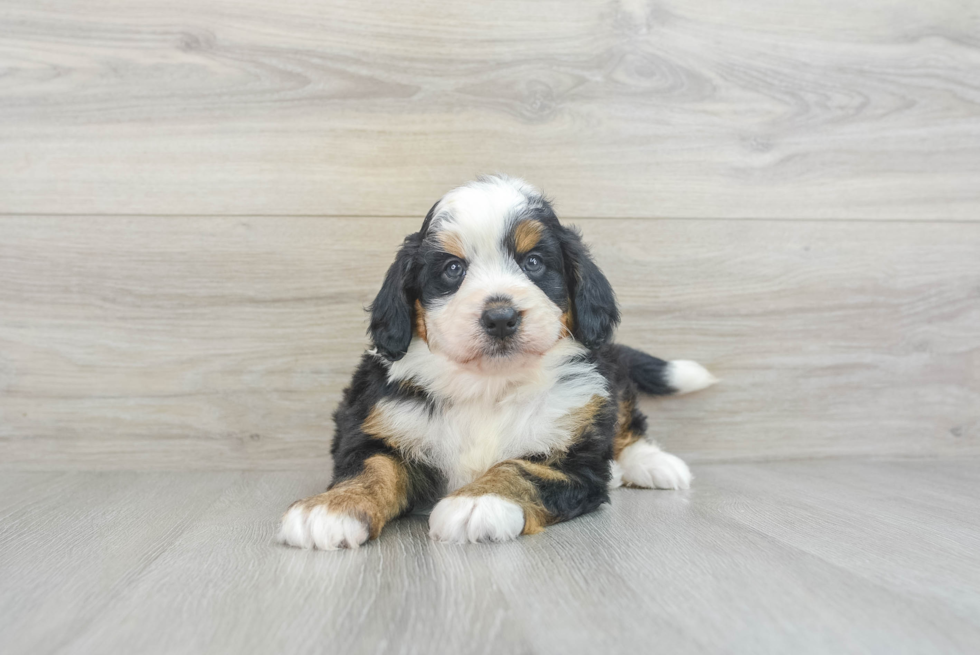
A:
429;495;525;544
617;440;692;490
667;360;718;395
609;460;624;489
277;504;369;550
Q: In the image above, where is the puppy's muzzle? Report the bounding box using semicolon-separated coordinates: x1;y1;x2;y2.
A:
480;301;521;339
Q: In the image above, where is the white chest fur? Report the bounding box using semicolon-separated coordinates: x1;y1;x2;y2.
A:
376;339;608;491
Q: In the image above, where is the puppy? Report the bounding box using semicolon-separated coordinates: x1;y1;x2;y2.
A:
278;175;716;549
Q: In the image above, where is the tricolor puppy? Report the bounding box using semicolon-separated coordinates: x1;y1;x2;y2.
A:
279;176;716;549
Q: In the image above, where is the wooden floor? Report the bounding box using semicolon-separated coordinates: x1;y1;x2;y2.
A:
3;458;980;655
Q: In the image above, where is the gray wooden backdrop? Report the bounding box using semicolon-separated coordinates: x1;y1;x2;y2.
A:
1;0;978;470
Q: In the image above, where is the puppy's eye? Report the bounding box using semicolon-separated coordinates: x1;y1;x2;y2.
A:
523;254;544;275
443;259;466;281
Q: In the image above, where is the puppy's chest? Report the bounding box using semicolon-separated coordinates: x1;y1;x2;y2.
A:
376;382;602;491
436;400;556;488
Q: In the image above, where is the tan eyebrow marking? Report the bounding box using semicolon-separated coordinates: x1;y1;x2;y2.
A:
513;220;543;254
438;232;466;259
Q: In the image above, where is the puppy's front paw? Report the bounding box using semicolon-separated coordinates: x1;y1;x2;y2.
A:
429;495;525;544
278;503;369;550
618;440;692;490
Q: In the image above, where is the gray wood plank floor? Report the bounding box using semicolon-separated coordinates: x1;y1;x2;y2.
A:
3;459;979;655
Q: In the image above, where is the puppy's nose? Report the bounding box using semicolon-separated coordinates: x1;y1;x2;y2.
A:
481;305;521;338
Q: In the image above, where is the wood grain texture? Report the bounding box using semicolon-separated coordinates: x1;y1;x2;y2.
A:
0;472;241;654
1;216;977;469
2;460;980;654
2;0;979;218
704;459;980;627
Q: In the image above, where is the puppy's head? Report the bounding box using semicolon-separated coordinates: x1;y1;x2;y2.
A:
369;176;619;364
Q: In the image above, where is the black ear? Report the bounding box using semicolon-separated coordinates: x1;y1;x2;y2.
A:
560;226;620;349
369;232;421;361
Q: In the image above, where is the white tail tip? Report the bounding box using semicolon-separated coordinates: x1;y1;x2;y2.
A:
667;360;718;395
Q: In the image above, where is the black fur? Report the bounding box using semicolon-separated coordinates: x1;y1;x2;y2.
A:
504;203;569;312
369;196;621;360
327;180;684;538
330;353;444;507
524;391;617;520
615;344;676;396
327;341;675;529
558;226;620;349
368;232;421;361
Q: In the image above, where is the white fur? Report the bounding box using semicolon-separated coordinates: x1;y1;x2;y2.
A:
278;176;707;551
430;176;537;259
277;505;369;550
381;338;608;491
609;460;624;489
373;176;609;490
617;440;692;490
667;360;718;395
425;262;562;364
431;176;541;264
429;494;525;544
424;177;561;365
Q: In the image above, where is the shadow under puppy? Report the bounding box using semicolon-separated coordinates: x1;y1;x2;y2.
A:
279;175;717;549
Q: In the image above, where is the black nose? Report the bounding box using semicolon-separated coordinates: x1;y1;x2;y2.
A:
481;305;521;338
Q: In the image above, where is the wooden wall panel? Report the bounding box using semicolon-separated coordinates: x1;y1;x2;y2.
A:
1;216;977;469
1;0;979;218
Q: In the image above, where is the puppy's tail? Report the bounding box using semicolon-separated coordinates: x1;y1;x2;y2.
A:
616;345;718;396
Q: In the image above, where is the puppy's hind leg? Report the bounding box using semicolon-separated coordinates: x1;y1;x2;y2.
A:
612;393;692;490
616;439;692;490
609;345;713;490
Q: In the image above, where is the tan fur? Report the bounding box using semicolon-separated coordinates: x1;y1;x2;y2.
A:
438;231;466;259
361;402;421;456
560;310;574;337
534;395;605;466
516;460;569;482
361;405;387;440
613;397;642;458
414;299;427;342
513;220;543;254
361;405;405;452
295;454;409;539
451;461;553;534
557;395;605;443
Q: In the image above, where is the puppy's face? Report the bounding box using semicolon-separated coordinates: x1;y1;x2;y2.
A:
415;181;569;364
369;176;619;366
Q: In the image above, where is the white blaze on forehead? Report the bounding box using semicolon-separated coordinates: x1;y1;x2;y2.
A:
430;176;538;261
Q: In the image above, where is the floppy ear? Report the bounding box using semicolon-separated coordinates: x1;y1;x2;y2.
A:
560;226;620;349
368;232;421;361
